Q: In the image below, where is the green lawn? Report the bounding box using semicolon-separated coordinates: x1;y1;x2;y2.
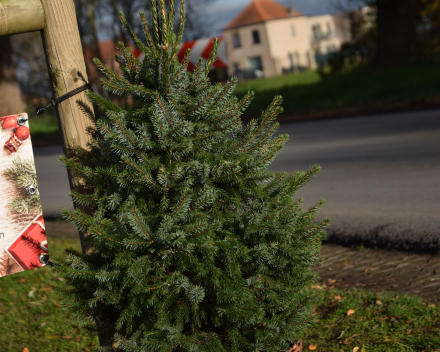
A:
235;63;440;120
28;113;59;137
1;227;439;351
302;285;440;351
0;237;99;352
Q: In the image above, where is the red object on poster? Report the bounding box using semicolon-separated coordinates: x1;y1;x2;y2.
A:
4;134;23;153
2;116;18;130
16;126;30;141
7;215;48;270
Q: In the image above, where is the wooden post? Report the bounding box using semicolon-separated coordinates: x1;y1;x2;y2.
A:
0;0;94;215
0;0;110;346
0;0;45;35
1;0;94;247
39;0;94;155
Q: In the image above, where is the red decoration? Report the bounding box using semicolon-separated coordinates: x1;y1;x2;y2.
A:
2;116;18;130
7;215;48;270
15;126;30;141
4;134;23;153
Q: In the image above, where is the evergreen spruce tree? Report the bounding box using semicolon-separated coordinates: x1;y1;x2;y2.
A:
57;0;329;350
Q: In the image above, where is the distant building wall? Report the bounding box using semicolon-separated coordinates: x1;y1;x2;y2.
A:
223;14;346;78
265;16;316;73
223;23;278;77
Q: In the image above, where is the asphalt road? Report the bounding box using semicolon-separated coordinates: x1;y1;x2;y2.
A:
34;109;440;252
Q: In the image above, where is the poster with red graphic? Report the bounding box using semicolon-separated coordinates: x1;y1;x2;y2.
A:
0;113;49;277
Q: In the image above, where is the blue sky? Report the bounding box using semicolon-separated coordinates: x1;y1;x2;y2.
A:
204;0;339;37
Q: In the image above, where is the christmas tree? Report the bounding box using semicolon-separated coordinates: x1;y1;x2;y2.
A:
57;0;329;350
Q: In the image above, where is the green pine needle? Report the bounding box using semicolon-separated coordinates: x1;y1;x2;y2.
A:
55;0;329;350
4;157;42;214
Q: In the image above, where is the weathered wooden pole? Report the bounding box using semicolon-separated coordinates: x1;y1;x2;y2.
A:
0;0;45;35
1;0;93;244
0;0;111;346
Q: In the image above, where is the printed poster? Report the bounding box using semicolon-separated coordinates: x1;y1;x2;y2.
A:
0;113;49;277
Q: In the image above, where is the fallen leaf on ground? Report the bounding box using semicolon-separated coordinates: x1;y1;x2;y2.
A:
334;295;343;301
20;278;26;283
347;309;355;316
308;344;317;350
342;334;360;344
328;279;337;284
61;336;72;340
379;338;394;343
27;288;36;298
376;300;382;305
428;304;436;308
353;347;360;352
365;268;374;272
22;348;29;352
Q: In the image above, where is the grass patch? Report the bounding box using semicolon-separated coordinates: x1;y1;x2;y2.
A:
0;237;99;351
2;229;439;351
302;284;440;351
234;63;440;119
27;111;59;137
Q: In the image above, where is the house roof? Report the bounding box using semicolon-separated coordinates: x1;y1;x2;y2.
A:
226;0;301;30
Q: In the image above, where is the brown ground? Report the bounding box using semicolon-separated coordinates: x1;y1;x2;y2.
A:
314;243;440;304
46;221;440;303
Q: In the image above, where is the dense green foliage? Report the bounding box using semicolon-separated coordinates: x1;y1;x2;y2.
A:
57;1;327;350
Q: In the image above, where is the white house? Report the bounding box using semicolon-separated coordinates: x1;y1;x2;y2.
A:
222;0;349;78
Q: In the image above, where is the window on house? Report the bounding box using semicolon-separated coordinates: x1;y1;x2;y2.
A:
312;24;322;41
233;62;240;74
248;56;263;71
233;33;241;48
291;25;296;36
252;30;261;44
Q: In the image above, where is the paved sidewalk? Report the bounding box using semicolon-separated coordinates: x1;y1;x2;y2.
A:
45;221;440;303
314;244;440;303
